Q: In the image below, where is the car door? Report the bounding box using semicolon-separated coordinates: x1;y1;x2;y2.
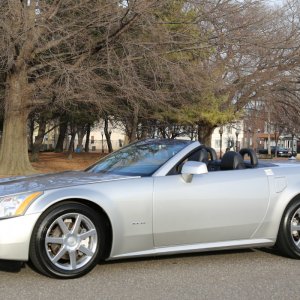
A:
153;168;270;247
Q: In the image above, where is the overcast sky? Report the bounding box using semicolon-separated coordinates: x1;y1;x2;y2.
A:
269;0;284;5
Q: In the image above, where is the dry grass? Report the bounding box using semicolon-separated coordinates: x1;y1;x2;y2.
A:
31;152;105;174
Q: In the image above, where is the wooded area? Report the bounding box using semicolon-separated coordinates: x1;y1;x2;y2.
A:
0;0;299;175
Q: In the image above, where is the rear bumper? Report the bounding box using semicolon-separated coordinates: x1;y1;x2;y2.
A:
277;153;289;157
0;213;41;261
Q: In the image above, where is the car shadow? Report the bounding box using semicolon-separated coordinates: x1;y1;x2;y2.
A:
0;260;24;273
258;246;285;257
0;248;284;274
101;247;283;266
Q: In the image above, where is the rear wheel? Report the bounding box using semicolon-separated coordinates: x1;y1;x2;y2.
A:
30;202;106;278
276;200;300;258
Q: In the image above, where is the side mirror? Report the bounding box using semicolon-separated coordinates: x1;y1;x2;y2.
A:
181;161;208;183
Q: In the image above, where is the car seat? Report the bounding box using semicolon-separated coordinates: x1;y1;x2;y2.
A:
188;148;209;164
220;151;245;170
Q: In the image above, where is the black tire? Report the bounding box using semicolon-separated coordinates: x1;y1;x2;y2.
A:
29;202;107;278
276;200;300;258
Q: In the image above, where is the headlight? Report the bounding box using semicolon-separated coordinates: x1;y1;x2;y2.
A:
0;191;43;219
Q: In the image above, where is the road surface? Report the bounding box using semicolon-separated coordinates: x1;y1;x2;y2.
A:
1;248;299;299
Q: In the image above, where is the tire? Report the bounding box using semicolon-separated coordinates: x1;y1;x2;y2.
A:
29;202;107;278
276;200;300;258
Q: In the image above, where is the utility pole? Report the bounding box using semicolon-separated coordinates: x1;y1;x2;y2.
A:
267;107;271;156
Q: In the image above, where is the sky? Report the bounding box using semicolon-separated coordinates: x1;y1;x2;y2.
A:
269;0;284;6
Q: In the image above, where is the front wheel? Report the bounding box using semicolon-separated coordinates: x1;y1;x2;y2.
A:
30;202;106;278
276;200;300;258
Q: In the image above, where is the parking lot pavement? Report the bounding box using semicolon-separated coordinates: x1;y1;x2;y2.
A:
1;248;300;299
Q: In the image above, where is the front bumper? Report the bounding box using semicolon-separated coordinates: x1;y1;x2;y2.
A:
0;213;41;261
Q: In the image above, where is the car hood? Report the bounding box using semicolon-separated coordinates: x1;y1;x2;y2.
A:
0;171;137;197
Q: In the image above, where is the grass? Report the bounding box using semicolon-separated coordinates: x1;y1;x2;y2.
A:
31;152;105;174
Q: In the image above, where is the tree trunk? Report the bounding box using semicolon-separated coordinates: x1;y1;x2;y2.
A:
55;119;68;152
85;123;91;152
29;116;35;152
0;69;35;175
67;125;76;159
128;104;139;143
31;121;46;162
197;122;215;146
76;125;86;153
140;121;148;139
104;116;113;153
159;126;167;139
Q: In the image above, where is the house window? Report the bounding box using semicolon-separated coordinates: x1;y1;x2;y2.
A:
91;136;94;144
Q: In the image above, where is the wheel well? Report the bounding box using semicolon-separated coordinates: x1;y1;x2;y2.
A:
43;199;113;260
275;193;300;257
284;194;300;212
277;194;300;236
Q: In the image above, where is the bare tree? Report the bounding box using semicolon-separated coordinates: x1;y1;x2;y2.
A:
0;0;159;174
0;0;299;175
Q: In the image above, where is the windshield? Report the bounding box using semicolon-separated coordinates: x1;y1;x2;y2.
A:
86;139;192;177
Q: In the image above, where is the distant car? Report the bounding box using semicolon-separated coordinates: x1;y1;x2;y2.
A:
1;139;300;279
258;146;297;157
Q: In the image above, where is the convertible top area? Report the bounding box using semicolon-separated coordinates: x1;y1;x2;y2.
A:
87;139;280;177
175;145;279;172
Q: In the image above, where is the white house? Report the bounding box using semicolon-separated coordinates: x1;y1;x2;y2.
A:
39;121;246;155
211;121;245;157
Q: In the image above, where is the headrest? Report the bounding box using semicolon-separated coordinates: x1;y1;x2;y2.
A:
220;151;245;170
188;148;209;163
198;148;209;163
239;148;258;167
205;147;217;161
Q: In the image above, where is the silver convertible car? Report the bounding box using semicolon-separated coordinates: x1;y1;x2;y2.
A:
1;139;300;278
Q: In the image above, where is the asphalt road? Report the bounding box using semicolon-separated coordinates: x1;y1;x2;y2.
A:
0;248;299;300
